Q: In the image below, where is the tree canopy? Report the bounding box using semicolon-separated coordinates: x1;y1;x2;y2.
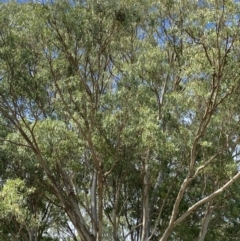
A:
1;0;240;240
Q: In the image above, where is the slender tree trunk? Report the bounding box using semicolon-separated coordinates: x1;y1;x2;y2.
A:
28;228;34;241
67;197;95;241
198;180;217;241
159;177;191;241
113;178;121;241
91;170;97;237
141;171;149;241
97;162;104;241
148;170;164;229
141;152;150;241
198;200;213;241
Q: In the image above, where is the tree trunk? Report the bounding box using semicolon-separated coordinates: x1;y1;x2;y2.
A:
91;170;97;237
198;201;213;241
141;152;150;241
97;163;104;241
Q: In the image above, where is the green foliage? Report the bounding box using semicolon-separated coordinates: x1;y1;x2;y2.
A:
0;179;32;222
1;0;240;240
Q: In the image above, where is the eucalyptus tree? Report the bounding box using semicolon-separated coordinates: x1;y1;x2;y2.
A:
1;0;240;241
